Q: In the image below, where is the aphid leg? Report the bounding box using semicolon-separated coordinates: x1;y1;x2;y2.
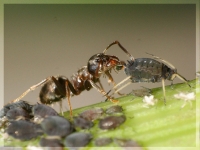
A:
12;77;53;103
175;73;191;88
162;78;166;105
88;80;119;103
103;41;134;61
105;71;124;96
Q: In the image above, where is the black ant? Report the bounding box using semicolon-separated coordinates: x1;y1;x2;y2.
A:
11;41;134;116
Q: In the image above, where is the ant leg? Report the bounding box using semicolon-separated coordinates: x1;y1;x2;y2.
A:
105;71;124;96
65;82;73;117
96;78;105;91
162;78;166;105
114;82;132;94
103;41;134;61
88;79;119;103
113;76;132;90
12;77;52;103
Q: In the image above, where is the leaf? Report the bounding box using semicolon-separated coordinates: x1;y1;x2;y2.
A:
1;79;198;150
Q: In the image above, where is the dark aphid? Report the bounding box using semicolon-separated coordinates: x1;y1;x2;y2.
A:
94;137;113;146
6;107;32;121
0;100;33;118
32;103;58;118
114;138;142;150
79;107;104;121
99;115;126;130
110;51;191;105
65;132;92;148
73;116;93;129
106;105;123;114
40;137;64;148
0;107;9;118
41;116;73;137
6;120;43;140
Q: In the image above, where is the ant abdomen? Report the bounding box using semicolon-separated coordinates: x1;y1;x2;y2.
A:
39;76;67;104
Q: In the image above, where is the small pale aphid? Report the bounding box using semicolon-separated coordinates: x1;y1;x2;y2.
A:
99;115;126;130
94;137;113;146
73;116;94;129
174;92;195;108
79;107;104;121
142;95;157;108
131;87;151;97
106;105;123;114
114;138;142;150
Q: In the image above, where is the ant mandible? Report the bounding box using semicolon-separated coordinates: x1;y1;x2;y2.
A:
11;41;134;116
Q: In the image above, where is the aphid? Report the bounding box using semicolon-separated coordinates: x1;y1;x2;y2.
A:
11;41;134;116
79;107;104;121
143;95;157;108
64;132;92;148
94;137;113;146
131;86;151;97
114;138;142;149
41;116;74;137
6;107;32;121
174;92;195;108
106;105;123;114
0;100;33;118
73;116;93;129
40;137;64;148
108;43;191;104
99;115;126;130
32;103;58;118
6;120;43;140
0;101;33;129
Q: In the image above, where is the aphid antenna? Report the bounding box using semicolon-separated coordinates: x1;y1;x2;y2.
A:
145;52;176;70
175;73;192;88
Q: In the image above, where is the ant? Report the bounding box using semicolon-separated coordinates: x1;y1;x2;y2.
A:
11;41;134;116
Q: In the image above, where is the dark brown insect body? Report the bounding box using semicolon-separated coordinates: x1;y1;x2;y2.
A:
39;66;97;105
11;41;134;116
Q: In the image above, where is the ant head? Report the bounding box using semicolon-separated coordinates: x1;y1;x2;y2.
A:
87;53;122;77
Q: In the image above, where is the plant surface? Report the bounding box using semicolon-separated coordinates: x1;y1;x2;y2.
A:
1;79;198;150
